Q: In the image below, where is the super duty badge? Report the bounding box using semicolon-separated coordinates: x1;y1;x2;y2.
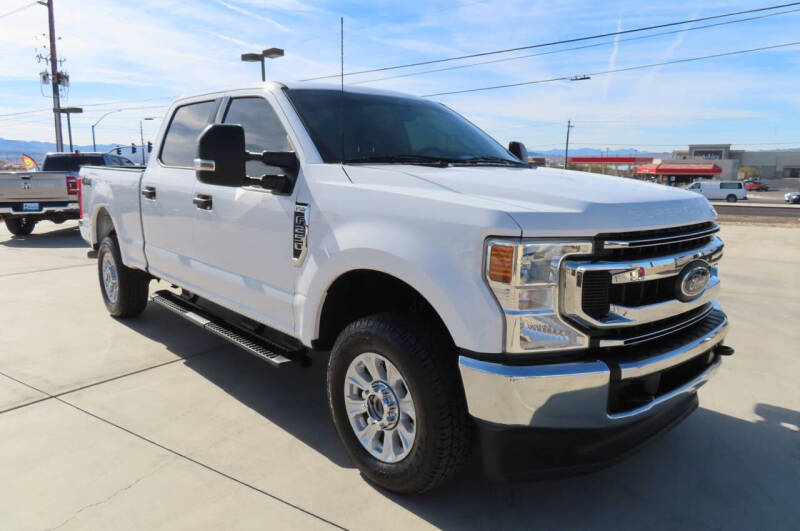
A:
293;203;310;266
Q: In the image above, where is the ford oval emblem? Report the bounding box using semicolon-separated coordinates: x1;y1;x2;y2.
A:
675;261;711;301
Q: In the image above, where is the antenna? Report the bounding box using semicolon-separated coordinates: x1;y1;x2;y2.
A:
339;16;344;164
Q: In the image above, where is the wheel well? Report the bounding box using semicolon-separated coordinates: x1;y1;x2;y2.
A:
315;270;451;350
94;208;115;249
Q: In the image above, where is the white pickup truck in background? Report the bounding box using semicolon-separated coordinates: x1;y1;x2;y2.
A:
0;152;134;235
78;82;732;493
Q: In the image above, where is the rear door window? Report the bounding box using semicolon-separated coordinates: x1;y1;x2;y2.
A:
160;100;217;167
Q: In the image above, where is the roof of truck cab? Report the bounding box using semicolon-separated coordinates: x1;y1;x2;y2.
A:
172;81;425;103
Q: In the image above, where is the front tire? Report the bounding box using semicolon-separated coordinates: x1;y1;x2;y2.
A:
4;217;36;236
97;235;150;317
726;194;738;203
327;313;471;494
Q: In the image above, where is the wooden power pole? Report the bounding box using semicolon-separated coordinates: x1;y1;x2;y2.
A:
564;120;573;168
42;0;64;151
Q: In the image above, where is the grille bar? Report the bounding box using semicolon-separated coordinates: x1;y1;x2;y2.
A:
603;223;719;249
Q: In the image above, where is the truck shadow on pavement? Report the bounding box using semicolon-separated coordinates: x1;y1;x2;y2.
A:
120;310;798;529
1;225;86;248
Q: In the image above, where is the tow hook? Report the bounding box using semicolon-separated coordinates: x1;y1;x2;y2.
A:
714;344;735;356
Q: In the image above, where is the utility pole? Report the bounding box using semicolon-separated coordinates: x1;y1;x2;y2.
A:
41;0;63;151
564;120;573;169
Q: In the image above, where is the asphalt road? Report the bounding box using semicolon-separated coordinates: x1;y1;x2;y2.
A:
713;203;800;218
0;221;798;530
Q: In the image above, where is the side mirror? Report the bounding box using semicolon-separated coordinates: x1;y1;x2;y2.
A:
508;141;529;163
195;123;300;194
195;124;247;187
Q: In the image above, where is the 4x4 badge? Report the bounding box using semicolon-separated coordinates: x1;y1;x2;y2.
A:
292;203;310;266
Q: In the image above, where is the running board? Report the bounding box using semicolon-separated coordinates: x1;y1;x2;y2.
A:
150;290;296;367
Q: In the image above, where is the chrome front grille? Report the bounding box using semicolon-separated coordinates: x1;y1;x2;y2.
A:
561;223;724;345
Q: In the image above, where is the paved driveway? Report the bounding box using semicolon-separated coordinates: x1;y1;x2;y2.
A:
0;221;797;530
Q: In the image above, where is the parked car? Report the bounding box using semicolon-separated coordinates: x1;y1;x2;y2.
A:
686;180;747;202
0;152;135;235
785;191;800;204
744;181;769;191
78;83;731;493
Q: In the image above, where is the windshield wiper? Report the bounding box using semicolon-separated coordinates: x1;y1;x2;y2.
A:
343;155;450;166
454;156;527;167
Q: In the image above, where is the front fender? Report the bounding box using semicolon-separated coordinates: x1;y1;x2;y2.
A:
295;220;509;353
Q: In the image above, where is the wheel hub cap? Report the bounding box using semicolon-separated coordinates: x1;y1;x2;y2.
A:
344;352;417;463
101;253;119;304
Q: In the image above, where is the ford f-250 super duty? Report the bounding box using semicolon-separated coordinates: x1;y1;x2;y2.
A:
0;152;133;235
79;82;732;493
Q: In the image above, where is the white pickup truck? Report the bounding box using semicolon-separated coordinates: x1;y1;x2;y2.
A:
0;152;134;235
79;82;732;493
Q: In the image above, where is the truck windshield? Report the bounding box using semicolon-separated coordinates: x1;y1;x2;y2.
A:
285;89;522;165
42;155;105;172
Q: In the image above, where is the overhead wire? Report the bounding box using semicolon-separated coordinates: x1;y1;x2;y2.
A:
300;1;800;81
351;7;800;85
422;41;800;97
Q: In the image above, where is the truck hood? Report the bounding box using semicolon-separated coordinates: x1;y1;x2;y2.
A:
343;164;717;237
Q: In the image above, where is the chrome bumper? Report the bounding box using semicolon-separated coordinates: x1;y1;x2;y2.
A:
459;308;727;429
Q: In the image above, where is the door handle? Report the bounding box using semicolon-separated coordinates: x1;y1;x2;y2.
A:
193;194;212;210
142;186;156;200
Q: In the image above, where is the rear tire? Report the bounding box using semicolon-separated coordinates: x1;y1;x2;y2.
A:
4;217;36;236
726;194;738;203
97;235;150;318
327;313;472;494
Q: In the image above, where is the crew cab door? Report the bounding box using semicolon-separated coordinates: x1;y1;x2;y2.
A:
190;95;300;335
141;99;218;285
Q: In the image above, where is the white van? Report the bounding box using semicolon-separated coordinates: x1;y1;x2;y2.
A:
686;180;747;202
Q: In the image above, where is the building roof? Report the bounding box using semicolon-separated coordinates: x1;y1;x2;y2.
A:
636;162;722;175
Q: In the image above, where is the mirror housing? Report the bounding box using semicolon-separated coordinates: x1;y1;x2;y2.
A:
508;141;529;163
195;124;247;187
195;124;300;194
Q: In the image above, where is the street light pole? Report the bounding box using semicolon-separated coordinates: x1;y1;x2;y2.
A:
91;109;122;151
56;107;82;152
139;117;157;165
241;48;283;81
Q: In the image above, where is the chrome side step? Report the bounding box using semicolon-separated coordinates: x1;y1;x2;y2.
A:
150;290;295;367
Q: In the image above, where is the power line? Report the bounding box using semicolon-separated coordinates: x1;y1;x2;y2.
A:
352;7;800;85
422;40;800;97
300;1;800;81
0;1;37;20
0;97;174;118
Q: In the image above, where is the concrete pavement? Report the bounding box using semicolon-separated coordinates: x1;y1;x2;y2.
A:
0;221;798;530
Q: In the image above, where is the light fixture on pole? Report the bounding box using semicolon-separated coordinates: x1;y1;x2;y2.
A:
139;116;158;165
91;109;122;151
57;107;83;152
241;47;284;81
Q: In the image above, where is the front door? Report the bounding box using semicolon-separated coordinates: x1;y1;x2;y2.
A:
141;99;218;285
191;95;299;336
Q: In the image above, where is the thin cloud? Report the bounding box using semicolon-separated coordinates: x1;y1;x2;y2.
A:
213;0;293;33
603;19;622;97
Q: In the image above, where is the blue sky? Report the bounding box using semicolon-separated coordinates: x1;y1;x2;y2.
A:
0;0;798;152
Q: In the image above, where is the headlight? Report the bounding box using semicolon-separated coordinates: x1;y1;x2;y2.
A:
486;239;592;353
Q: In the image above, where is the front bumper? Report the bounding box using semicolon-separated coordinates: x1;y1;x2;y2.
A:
458;306;728;429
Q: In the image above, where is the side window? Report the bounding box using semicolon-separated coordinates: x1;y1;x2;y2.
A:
720;182;742;190
223;97;291;177
160;100;216;167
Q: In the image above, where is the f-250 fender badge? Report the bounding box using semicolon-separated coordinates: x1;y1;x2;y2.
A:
292;203;310;266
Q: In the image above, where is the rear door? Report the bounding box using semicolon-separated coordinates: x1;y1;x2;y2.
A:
190;95;299;334
141;99;218;286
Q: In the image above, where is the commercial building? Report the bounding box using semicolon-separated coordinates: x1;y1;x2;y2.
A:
673;144;800;180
